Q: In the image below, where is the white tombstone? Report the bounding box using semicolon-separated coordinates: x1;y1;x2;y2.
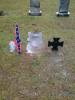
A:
26;32;43;54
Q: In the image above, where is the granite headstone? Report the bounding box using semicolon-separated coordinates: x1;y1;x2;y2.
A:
28;0;42;16
56;0;70;16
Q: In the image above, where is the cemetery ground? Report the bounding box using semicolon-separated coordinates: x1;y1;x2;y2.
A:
0;0;75;100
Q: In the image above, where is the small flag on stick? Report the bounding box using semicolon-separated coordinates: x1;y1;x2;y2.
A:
14;24;22;54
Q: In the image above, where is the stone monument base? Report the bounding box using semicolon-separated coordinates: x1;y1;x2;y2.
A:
56;11;70;16
28;8;42;16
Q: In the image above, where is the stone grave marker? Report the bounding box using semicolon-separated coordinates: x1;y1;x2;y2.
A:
56;0;70;16
26;31;43;54
28;0;42;16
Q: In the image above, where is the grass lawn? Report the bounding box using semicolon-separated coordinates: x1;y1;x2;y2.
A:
0;0;75;100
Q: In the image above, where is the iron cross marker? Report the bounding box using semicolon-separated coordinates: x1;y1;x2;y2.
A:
48;37;64;51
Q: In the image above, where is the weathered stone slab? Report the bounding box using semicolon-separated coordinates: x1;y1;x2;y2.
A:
26;32;43;54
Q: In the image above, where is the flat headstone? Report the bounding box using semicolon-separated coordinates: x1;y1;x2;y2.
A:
28;0;42;16
56;0;70;16
26;32;43;54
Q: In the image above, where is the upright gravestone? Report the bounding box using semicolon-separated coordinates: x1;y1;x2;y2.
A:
26;31;43;54
56;0;70;16
28;0;42;16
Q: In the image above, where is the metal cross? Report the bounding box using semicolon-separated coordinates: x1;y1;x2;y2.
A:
48;37;64;51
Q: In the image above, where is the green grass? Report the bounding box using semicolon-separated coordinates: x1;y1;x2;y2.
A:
0;0;75;100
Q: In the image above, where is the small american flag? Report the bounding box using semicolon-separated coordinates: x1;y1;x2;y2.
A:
15;24;21;54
